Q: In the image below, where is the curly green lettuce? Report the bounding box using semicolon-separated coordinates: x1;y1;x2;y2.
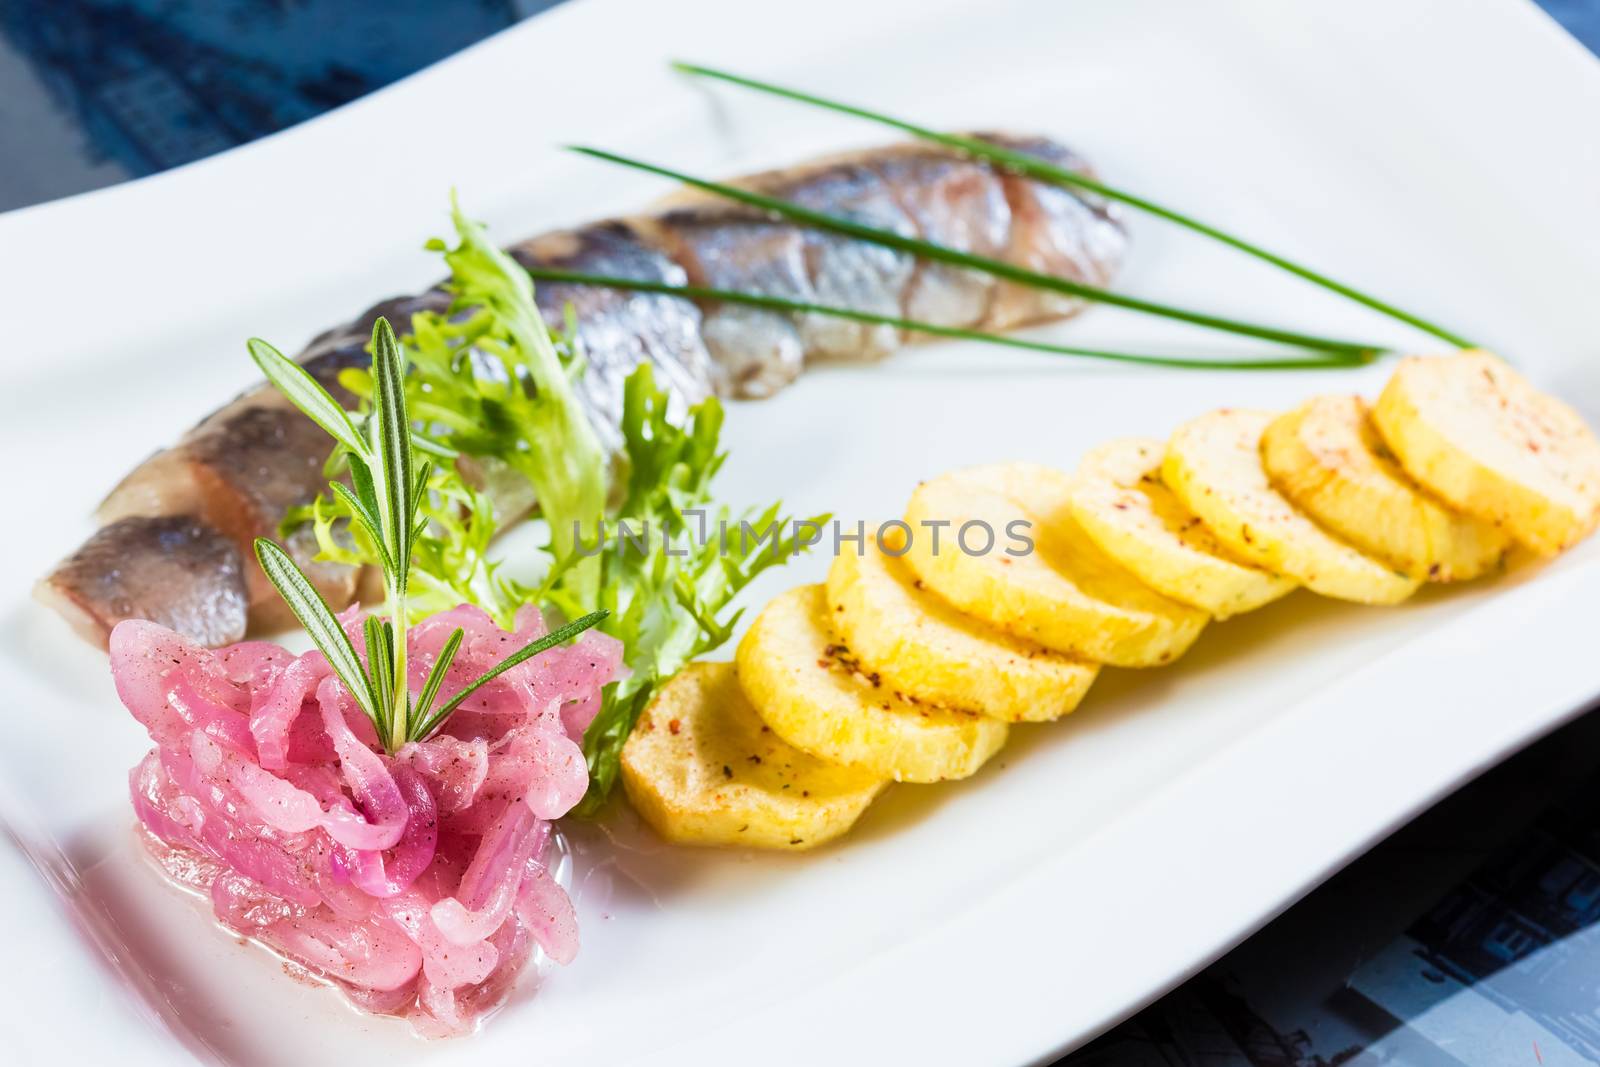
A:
289;195;824;810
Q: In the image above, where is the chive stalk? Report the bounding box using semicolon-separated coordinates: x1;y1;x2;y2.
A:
669;62;1472;348
568;146;1383;358
524;267;1373;372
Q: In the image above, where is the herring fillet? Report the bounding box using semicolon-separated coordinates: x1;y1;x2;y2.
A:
38;134;1128;648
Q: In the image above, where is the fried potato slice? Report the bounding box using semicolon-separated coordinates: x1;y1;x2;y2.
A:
736;585;1008;783
902;464;1207;666
1069;438;1295;617
1372;351;1600;555
1263;394;1508;581
1164;409;1420;604
826;539;1098;722
621;662;886;851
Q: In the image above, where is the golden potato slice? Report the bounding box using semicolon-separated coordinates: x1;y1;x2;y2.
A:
1263;394;1508;581
621;662;886;851
826;539;1098;723
1373;351;1600;555
1164;409;1420;604
736;585;1008;783
1069;438;1295;617
902;464;1207;667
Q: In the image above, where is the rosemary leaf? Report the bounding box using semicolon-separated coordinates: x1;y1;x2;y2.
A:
411;609;609;743
329;482;394;574
363;614;393;746
247;338;369;456
372;319;415;585
254;537;379;732
412;627;464;726
407;460;433;555
346;453;381;521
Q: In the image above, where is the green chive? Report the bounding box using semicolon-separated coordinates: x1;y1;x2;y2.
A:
670;62;1472;348
522;267;1372;371
568;145;1381;358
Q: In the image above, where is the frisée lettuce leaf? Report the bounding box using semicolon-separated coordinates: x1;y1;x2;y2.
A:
287;195;824;810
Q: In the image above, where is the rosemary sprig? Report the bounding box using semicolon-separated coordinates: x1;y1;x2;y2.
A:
670;62;1472;349
568;146;1382;359
523;267;1373;371
248;317;607;751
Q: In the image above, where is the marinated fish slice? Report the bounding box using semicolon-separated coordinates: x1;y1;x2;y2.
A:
92;448;203;526
865;145;1012;329
642;138;1123;382
47;134;1126;648
98;343;369;524
974;133;1125;329
36;516;248;648
638;206;812;398
621;662;887;850
511;220;717;447
296;291;454;367
754;160;916;362
98;354;366;627
1069;438;1295;617
1262;394;1508;581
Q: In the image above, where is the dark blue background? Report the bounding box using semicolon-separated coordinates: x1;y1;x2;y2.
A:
0;1;1594;212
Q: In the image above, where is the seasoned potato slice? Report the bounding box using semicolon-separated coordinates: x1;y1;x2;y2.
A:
1164;409;1420;604
621;662;886;851
736;585;1008;783
902;464;1207;666
1373;351;1600;555
827;539;1098;722
1069;438;1295;617
1263;394;1508;581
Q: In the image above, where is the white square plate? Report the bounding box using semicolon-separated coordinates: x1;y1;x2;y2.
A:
2;1;1599;1063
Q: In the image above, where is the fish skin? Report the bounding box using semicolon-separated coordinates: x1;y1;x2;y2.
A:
650;135;1122;391
863;143;1014;330
511;219;717;447
777;160;915;363
35;516;248;649
297;292;455;367
42;134;1127;648
639;155;923;397
639;205;813;399
972;132;1124;329
97;347;369;628
97;344;371;526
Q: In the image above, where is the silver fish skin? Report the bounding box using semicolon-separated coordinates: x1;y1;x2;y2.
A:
635;135;1125;397
511;219;717;449
94;346;372;630
40;134;1126;648
36;516;248;649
